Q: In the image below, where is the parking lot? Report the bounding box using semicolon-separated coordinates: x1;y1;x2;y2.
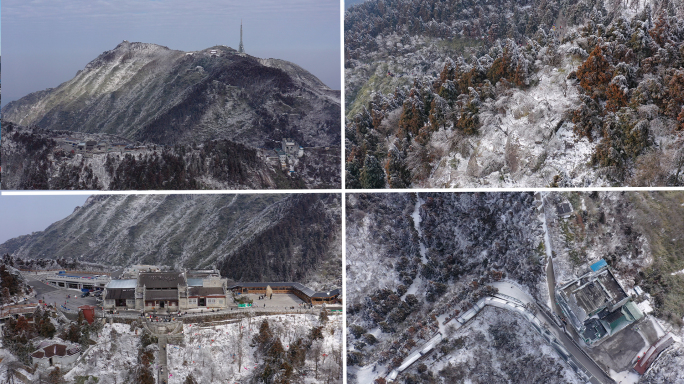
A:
24;274;100;313
586;323;646;372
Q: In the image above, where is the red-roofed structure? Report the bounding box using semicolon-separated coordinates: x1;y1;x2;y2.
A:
78;305;96;324
31;341;81;370
633;333;675;375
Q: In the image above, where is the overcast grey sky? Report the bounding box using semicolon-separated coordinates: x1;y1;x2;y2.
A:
0;195;90;245
0;0;3;54
2;0;340;107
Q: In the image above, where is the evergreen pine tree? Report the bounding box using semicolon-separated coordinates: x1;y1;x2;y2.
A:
360;155;386;189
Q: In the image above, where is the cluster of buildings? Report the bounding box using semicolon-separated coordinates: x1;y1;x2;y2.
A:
102;265;341;313
555;259;644;346
265;138;304;173
103;267;228;313
60;137;142;155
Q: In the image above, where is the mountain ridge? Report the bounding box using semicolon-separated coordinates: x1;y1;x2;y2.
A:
3;41;340;148
0;194;342;288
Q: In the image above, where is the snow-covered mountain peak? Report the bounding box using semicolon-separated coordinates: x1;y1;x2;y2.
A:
3;41;341;148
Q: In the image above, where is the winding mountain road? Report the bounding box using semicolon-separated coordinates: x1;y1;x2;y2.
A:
383;192;614;384
385;281;614;384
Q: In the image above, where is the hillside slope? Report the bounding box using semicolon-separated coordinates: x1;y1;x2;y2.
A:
346;192;552;382
0;194;341;288
3;41;340;148
345;0;684;188
0;123;340;190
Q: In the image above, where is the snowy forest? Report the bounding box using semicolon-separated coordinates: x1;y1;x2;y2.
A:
346;192;557;383
1;123;340;190
0;307;342;384
345;191;684;383
0;261;33;306
345;0;684;188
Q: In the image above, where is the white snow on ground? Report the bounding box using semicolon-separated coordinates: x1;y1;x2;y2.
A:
411;194;428;264
428;307;582;384
670;268;684;276
351;363;385;384
0;346;19;383
609;369;640;384
649;317;666;339
65;322;144;384
411;194;424;237
59;314;340;384
637;299;654;314
166;314;341;384
402;193;427;299
539;193;567;308
540;195;555;260
422;43;605;188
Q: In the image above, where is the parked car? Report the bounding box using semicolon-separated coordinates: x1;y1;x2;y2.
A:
81;292;90;298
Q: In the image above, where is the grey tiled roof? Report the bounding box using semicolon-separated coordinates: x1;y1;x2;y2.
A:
139;272;185;288
145;289;180;300
105;288;136;300
188;287;225;297
227;283;340;299
105;279;137;289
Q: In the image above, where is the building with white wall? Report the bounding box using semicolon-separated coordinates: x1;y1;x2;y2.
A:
103;267;228;312
30;340;81;370
45;272;110;292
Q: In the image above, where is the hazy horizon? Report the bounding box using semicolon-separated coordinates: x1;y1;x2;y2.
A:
0;195;91;245
2;0;340;107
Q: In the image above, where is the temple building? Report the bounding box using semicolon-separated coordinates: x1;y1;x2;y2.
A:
104;266;341;313
31;340;81;370
556;259;644;345
103;268;228;313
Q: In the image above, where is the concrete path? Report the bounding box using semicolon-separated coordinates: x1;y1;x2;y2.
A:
539;192;563;316
489;281;533;304
158;335;168;384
